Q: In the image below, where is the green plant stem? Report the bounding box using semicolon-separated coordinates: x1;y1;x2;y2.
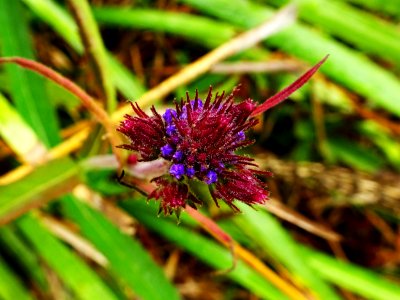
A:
67;0;116;113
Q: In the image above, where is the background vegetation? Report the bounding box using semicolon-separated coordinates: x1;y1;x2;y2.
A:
1;0;400;299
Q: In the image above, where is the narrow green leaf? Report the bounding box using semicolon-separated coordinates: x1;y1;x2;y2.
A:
300;245;400;300
359;121;400;170
0;158;80;225
122;199;290;300
93;8;237;48
268;0;400;66
93;7;270;61
0;255;33;300
328;137;384;172
0;225;47;288
0;92;43;159
17;214;119;300
179;0;400;116
68;0;116;112
234;204;341;300
0;0;60;147
61;196;180;300
337;0;400;19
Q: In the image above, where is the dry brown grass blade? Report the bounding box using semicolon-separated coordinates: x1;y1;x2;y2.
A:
266;199;342;242
40;214;108;266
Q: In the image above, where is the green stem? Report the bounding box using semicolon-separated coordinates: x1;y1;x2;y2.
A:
68;0;117;113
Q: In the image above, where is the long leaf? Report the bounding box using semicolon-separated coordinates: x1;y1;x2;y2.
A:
122;199;291;300
0;157;79;225
267;0;400;66
234;203;341;300
300;245;400;300
61;196;180;300
0;225;47;289
17;214;119;300
0;0;60;147
179;0;400;116
0;255;33;300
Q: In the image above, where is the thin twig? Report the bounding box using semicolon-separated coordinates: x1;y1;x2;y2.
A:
211;59;302;74
0;57;123;166
68;0;117;113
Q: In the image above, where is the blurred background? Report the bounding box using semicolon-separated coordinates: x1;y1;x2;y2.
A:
1;0;400;299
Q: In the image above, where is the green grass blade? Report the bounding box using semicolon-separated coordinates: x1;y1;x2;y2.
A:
327;137;384;172
0;0;60;147
300;245;400;300
337;0;400;18
17;214;119;300
68;0;116;112
108;56;146;99
179;0;400;117
267;0;400;66
0;92;44;159
0;255;33;300
358;121;400;170
234;203;341;300
61;196;180;300
0;225;47;288
93;7;271;62
122;199;291;300
93;7;237;48
0;158;79;225
22;0;145;99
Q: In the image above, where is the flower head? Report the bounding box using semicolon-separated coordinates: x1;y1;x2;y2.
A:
118;56;328;214
118;87;268;213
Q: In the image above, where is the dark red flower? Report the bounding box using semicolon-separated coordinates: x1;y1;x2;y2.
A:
118;56;328;214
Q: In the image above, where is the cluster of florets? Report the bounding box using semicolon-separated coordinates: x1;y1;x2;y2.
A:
118;56;328;215
118;87;270;214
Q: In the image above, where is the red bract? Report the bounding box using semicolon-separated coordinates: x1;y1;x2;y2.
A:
149;177;201;215
117;104;165;160
118;56;328;215
212;169;272;211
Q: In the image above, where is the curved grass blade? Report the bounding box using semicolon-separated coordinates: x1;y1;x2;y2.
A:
61;196;180;300
68;0;116;112
17;214;119;300
267;0;400;66
0;0;60;147
93;7;237;48
122;199;292;300
0;255;33;300
0;158;79;225
300;245;400;300
0;92;45;163
0;225;47;289
179;0;400;117
337;0;400;19
234;203;341;300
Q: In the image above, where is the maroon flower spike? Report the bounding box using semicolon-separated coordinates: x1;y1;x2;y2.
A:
118;56;328;215
117;103;165;160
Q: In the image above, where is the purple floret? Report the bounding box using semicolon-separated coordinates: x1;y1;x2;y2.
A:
169;163;185;179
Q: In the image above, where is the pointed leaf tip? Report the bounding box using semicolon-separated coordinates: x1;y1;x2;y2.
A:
251;55;329;116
